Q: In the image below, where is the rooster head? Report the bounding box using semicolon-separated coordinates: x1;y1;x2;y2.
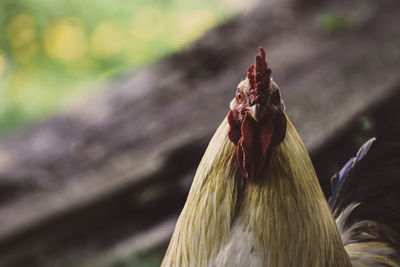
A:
228;47;287;179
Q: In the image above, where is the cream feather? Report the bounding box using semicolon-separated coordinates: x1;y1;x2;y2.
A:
162;115;352;267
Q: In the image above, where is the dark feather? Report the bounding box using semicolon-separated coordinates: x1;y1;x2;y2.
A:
329;137;375;209
330;121;400;247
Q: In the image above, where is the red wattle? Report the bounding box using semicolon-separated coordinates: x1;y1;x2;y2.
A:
236;113;275;179
254;118;274;176
227;110;241;145
271;112;287;146
228;109;286;179
237;114;254;179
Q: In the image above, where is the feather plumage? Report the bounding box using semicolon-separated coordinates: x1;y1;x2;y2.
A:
331;130;400;266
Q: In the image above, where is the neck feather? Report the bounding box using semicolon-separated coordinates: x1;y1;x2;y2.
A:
162;115;351;267
239;117;351;266
162;117;241;266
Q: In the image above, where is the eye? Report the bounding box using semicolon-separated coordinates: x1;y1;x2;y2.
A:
236;91;244;102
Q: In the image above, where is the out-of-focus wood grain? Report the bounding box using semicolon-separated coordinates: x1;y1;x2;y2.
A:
0;0;399;265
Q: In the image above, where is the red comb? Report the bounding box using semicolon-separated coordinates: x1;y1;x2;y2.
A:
247;47;272;105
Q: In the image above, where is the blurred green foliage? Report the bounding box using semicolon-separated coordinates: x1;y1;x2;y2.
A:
353;115;376;148
0;0;235;135
318;12;349;34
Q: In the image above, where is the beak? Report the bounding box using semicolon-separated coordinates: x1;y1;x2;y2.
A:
249;103;261;121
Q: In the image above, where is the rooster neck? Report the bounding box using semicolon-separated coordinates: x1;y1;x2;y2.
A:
162;116;352;267
234;117;352;266
162;117;242;267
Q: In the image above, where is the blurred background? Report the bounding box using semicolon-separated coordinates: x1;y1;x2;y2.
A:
0;0;399;266
0;0;251;136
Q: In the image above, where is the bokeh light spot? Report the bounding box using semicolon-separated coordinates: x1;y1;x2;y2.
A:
43;17;87;62
7;13;36;48
91;21;126;58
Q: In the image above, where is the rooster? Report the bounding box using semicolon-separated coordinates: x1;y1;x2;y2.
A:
161;48;400;266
